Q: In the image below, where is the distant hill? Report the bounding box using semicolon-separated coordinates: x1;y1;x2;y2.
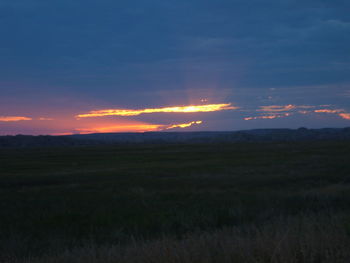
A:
1;127;350;148
0;135;97;148
69;127;350;143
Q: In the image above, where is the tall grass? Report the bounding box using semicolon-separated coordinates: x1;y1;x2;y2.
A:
5;213;350;263
1;142;350;262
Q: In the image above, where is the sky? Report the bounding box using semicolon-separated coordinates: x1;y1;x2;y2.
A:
0;0;349;135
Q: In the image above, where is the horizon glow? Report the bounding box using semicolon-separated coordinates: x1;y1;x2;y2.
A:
74;120;203;134
1;103;350;135
0;116;32;122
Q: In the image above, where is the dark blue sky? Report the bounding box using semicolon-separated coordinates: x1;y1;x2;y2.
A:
0;0;349;135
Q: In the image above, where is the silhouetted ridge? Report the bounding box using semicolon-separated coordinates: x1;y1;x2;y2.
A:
1;127;350;148
0;135;96;148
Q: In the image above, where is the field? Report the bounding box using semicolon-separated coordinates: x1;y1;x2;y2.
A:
1;141;350;262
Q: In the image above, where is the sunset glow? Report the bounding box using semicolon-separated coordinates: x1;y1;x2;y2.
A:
339;113;350;120
258;105;314;112
0;116;32;122
258;105;296;112
76;124;163;134
76;103;237;118
38;117;54;121
165;121;203;129
74;120;204;134
314;109;350;120
1;103;349;135
244;107;350;122
314;109;343;114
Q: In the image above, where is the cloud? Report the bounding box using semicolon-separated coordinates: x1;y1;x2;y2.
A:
244;113;291;121
245;104;315;121
258;105;296;112
165;120;202;130
245;104;350;122
38;117;54;121
339;113;350;120
313;108;350;120
0;116;32;122
314;109;343;114
76;103;238;118
258;105;314;112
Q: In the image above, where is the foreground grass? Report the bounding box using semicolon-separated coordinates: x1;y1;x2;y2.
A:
1;141;350;262
10;214;349;263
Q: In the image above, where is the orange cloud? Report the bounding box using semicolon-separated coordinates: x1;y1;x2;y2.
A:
339;113;350;120
251;106;350;121
258;105;296;112
313;108;350;120
244;113;291;121
0;116;32;122
165;121;202;130
314;109;343;114
76;103;237;118
38;117;54;121
258;105;315;112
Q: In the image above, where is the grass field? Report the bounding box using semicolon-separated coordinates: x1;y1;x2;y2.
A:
1;141;350;262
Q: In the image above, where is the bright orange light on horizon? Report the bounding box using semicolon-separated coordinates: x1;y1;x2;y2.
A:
0;116;32;122
76;124;163;134
75;120;203;134
51;132;75;136
76;103;237;118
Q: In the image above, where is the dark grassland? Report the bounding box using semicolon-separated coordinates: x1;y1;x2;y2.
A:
1;141;350;262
